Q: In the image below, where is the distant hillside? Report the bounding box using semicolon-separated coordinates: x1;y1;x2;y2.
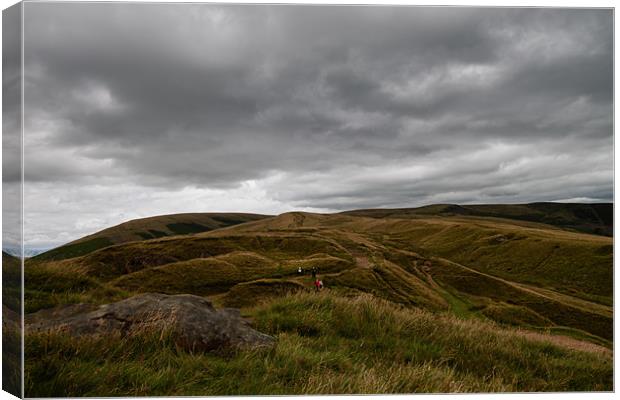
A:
26;210;613;341
2;250;20;264
5;247;51;258
342;203;613;236
33;213;271;261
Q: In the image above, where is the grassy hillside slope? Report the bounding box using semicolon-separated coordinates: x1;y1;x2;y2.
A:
33;213;270;262
25;211;613;340
343;203;613;236
25;293;612;396
230;212;612;302
2;251;22;397
24;207;613;394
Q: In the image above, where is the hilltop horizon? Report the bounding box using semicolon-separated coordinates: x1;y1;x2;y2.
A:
16;201;611;259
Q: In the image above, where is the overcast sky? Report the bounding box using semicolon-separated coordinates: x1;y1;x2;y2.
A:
9;4;614;249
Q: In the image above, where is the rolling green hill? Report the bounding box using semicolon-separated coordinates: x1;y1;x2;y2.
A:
32;212;271;262
26;209;613;338
23;204;614;395
342;202;613;236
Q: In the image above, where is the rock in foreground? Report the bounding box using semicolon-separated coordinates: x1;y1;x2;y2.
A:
25;293;275;353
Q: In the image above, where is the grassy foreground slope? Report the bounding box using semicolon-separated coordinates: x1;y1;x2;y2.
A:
25;292;612;396
33;212;270;262
2;251;22;397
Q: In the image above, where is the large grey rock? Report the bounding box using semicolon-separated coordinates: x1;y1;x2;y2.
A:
25;293;275;353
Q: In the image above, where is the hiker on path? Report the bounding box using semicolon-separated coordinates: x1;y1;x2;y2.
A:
314;278;321;292
298;266;303;274
318;280;324;290
311;266;317;279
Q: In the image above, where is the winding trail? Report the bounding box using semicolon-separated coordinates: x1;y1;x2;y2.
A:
434;256;612;317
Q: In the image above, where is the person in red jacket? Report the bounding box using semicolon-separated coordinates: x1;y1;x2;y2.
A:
314;278;321;292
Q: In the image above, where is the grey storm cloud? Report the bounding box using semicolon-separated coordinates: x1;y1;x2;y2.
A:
3;4;23;249
15;3;613;248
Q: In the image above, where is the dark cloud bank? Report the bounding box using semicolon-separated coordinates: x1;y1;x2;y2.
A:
19;4;613;248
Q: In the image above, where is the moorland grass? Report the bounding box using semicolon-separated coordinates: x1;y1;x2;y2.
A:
225;212;613;305
2;323;21;397
343;203;612;236
25;292;612;397
23;213;613;341
2;252;22;396
112;256;282;296
73;233;349;280
2;252;21;312
22;211;614;396
32;213;271;261
426;258;613;340
33;237;114;262
219;279;307;308
376;220;612;301
24;261;133;313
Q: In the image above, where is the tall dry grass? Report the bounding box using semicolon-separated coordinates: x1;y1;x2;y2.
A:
25;292;612;396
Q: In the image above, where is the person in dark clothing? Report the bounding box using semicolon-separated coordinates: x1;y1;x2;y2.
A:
311;266;317;279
